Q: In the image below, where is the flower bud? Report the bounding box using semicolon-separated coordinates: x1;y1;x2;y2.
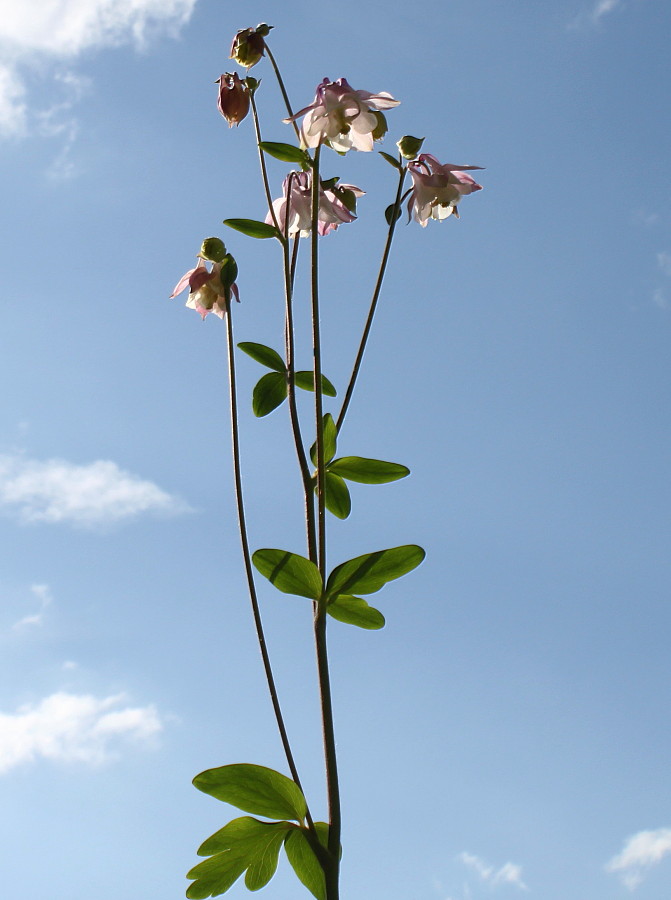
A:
371;112;389;142
230;24;272;68
217;73;250;127
397;135;425;160
199;237;227;263
218;253;239;298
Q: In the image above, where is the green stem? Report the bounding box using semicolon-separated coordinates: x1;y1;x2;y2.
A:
282;179;317;561
264;44;301;141
250;91;282;234
310;146;341;900
223;296;317;837
335;163;408;434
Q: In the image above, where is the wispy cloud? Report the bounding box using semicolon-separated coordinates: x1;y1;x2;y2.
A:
569;0;625;29
0;691;162;773
12;583;53;630
458;852;528;890
657;251;671;277
605;828;671;889
0;0;198;159
0;453;189;526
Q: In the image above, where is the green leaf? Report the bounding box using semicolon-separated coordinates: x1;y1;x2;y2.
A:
259;141;310;164
325;545;426;599
309;413;337;467
385;202;402;226
328;456;409;484
252;372;287;417
193;764;307;822
187;817;291;898
284;824;330;900
252;549;323;600
238;342;286;373
294;371;337;397
379;150;402;170
327;595;385;630
223;218;279;240
320;472;351;519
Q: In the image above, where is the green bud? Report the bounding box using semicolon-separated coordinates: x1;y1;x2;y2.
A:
219;253;238;292
200;237;227;263
371;112;388;142
397;135;425;160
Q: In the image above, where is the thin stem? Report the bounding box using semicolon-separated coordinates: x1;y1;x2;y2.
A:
222;297;316;836
282;177;317;560
250;91;282;234
264;44;301;141
335;163;408;434
310;146;341;899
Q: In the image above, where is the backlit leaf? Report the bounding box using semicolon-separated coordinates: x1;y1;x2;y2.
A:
284;824;330;900
309;413;337;467
294;371;337;397
328;456;409;484
193;764;307;822
252;549;323;600
238;342;286;373
327;595;385;629
325;545;425;598
259;141;310;164
223;218;279;240
252;372;287;417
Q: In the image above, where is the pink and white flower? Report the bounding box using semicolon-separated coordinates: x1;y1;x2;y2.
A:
266;171;364;237
170;258;239;320
287;78;399;153
407;153;483;226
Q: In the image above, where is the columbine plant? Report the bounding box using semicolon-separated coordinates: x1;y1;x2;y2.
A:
171;23;483;900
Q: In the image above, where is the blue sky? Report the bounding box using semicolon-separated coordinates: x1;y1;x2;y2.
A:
1;1;670;898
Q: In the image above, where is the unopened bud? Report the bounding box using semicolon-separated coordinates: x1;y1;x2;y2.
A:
200;237;227;263
218;254;239;296
230;24;272;68
397;135;425;160
372;112;389;142
217;73;250;127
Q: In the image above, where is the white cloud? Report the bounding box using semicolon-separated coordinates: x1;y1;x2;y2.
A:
0;453;189;526
606;828;671;890
657;251;671;277
569;0;625;29
0;0;197;140
458;852;528;891
0;691;162;773
652;288;668;309
12;583;53;630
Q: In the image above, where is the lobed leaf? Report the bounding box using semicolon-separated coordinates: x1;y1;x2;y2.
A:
327;595;385;629
294;371;337;397
284;824;330;900
252;549;323;600
252;372;287;417
328;456;409;484
223;218;280;240
325;545;426;599
384;202;403;226
188;817;291;898
238;342;286;373
193;764;307;822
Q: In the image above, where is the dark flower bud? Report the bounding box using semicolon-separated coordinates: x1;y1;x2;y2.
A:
217;73;250;127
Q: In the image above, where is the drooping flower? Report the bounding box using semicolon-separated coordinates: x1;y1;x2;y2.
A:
407;153;483;226
217;73;250;127
265;171;364;237
286;78;399;153
230;24;272;68
170;256;240;320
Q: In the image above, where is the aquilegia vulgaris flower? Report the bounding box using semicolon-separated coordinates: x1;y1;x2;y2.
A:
287;78;399;153
170;257;240;320
266;171;364;237
407;153;483;226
